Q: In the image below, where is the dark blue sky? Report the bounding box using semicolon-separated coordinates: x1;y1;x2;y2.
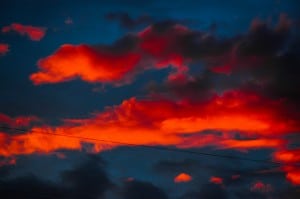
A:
0;0;300;199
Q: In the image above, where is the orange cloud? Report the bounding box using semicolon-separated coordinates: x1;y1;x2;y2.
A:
30;24;189;85
30;44;141;85
210;176;223;185
174;173;192;183
0;43;9;55
0;90;297;157
2;23;46;41
0;90;298;185
219;139;285;151
273;149;300;185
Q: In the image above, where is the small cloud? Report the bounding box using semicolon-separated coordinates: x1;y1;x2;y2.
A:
210;176;223;185
174;172;192;183
250;181;273;193
2;23;46;41
0;43;9;55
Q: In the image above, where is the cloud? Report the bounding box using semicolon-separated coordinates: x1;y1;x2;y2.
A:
0;113;40;128
250;181;273;193
0;89;296;156
30;23;189;85
30;15;296;88
122;180;168;199
179;183;228;199
30;44;141;85
0;43;9;55
2;23;46;41
174;173;192;183
0;156;112;199
273;149;300;185
61;156;112;199
210;176;223;185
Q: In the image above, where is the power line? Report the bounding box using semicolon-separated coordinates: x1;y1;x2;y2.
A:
0;126;299;167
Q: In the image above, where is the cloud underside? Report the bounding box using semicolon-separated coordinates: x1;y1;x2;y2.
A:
1;15;300;186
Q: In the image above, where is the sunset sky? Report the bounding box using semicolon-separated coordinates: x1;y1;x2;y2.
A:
0;0;300;198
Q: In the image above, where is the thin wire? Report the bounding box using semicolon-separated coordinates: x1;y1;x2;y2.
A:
0;126;299;167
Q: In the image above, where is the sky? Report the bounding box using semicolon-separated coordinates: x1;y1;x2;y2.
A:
0;0;300;198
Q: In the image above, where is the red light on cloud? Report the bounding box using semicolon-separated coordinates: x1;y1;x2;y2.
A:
30;44;141;85
0;157;16;167
231;175;240;180
0;113;40;127
251;181;273;193
0;43;9;55
210;176;223;185
174;173;192;183
30;25;190;85
274;149;300;185
2;23;46;41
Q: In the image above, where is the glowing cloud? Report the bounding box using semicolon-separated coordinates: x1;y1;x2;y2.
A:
30;24;190;85
30;44;141;85
0;43;9;55
174;173;192;183
273;149;300;185
209;176;223;185
0;113;40;127
2;23;46;41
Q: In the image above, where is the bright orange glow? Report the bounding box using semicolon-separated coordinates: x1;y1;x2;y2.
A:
2;23;46;41
273;149;300;185
0;91;298;157
174;173;192;183
274;149;300;163
30;44;141;85
161;116;270;133
286;169;300;185
219;139;285;150
210;176;223;185
30;25;191;85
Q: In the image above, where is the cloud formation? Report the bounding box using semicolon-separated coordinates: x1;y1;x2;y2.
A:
2;23;46;41
0;43;9;55
174;173;192;183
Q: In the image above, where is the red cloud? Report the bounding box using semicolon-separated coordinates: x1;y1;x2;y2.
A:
0;113;40;127
0;43;9;55
30;24;189;85
0;90;296;157
250;181;273;193
273;149;300;185
30;44;141;85
0;90;298;185
2;23;46;41
0;157;16;167
174;173;192;183
210;176;223;185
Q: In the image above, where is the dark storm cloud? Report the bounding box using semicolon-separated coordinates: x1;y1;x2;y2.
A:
61;155;112;199
0;156;112;199
0;175;67;199
105;12;152;29
122;180;168;199
179;183;228;199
